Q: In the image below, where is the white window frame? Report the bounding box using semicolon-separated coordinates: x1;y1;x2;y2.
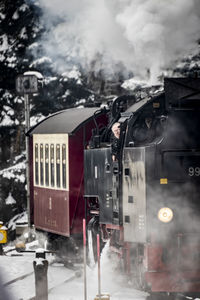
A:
33;134;69;190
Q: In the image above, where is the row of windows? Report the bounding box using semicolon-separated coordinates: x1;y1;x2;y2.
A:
34;143;67;189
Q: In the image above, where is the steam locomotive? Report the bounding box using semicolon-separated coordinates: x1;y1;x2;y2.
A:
84;77;200;298
29;77;200;298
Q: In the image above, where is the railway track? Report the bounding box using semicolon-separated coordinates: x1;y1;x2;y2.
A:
4;270;34;287
3;261;199;300
4;269;79;300
2;249;199;300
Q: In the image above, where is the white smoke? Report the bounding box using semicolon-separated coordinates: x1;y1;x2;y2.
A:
38;0;200;84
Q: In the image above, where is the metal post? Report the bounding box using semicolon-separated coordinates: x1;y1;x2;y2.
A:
16;74;40;230
97;234;101;300
24;94;31;228
33;250;48;300
83;219;87;300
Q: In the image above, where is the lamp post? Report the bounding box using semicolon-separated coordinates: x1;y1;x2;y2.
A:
16;74;38;229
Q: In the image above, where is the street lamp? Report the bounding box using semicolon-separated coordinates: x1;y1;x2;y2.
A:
16;74;39;229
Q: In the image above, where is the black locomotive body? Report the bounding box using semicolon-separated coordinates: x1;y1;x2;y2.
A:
84;78;200;294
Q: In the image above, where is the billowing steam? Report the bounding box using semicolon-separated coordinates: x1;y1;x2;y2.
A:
38;0;200;83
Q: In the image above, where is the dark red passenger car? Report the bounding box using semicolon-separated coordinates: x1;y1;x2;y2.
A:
28;107;108;238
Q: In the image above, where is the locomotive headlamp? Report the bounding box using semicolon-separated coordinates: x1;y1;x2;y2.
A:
158;207;173;223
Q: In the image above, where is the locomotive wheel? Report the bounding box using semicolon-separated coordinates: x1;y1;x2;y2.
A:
87;216;101;265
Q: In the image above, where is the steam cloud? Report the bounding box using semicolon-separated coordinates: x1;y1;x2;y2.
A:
38;0;200;83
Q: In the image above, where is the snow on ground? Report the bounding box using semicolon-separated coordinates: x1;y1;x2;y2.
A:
0;240;148;300
7;211;27;231
0;161;25;182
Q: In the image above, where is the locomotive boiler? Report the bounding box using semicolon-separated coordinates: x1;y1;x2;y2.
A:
84;77;200;298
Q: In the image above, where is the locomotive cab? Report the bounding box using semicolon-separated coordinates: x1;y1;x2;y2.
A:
84;96;136;230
